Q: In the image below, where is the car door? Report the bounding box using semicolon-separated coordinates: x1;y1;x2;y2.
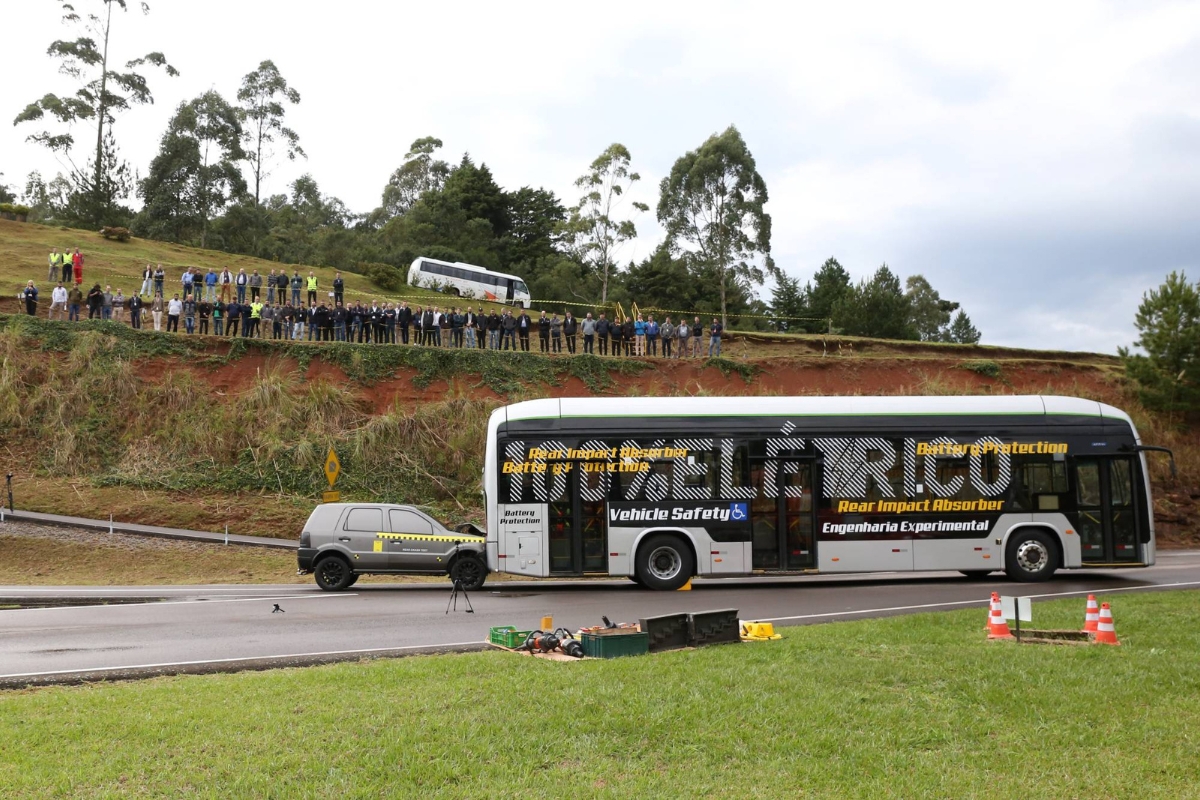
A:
387;508;443;572
340;506;389;570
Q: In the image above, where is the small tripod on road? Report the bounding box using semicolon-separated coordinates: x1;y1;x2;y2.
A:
446;579;474;614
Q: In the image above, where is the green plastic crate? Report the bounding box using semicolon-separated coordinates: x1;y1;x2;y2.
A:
489;627;533;648
581;631;649;659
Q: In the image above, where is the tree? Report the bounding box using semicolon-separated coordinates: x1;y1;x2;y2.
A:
770;273;806;332
947;310;981;344
1119;272;1200;416
834;264;914;340
905;274;960;341
378;137;451;220
801;257;851;333
136;91;246;247
236;60;304;207
13;0;178;225
658;125;772;326
563;144;648;304
0;174;14;204
22;171;72;222
505;186;566;276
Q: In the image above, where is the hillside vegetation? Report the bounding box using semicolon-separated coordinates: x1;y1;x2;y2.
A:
0;222;1194;543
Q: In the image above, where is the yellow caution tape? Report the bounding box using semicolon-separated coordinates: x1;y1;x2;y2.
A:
374;531;483;543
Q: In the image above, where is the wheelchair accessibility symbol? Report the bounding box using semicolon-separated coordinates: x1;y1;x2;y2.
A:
729;502;748;521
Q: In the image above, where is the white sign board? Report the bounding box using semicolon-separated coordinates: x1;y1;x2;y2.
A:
999;595;1033;622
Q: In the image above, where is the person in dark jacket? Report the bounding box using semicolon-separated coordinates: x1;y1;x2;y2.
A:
22;281;39;316
501;311;518;350
384;303;397;344
622;318;635;356
476;307;487;349
537;311;550;352
487;310;502;349
129;292;143;329
596;313;610;355
332;272;345;306
226;300;240;336
516;310;532;352
397;302;412;344
421;307;435;346
86;283;103;319
610;317;623;357
563;312;578;354
333;302;348;342
197;299;211;334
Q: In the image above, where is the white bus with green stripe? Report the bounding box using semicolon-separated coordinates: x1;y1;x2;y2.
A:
484;396;1168;590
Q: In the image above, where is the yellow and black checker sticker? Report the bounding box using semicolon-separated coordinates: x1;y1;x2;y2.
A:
375;532;483;543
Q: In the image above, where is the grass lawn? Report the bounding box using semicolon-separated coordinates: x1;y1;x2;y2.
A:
1;591;1197;798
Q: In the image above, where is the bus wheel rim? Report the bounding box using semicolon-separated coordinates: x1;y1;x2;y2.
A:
647;546;682;581
1016;541;1046;572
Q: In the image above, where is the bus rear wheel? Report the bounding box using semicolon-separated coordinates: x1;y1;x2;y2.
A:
1004;530;1059;582
635;534;694;591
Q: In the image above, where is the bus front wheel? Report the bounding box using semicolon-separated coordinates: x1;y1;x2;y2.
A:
1004;530;1059;582
635;534;694;591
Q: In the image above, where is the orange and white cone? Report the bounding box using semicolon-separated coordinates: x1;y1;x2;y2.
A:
987;592;1014;640
1082;595;1100;633
1094;602;1120;645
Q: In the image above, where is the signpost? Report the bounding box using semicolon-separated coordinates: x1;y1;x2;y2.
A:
323;447;341;503
999;595;1033;641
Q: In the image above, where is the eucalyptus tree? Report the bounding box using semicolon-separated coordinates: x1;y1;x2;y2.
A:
563;143;648;304
236;60;304;207
657;126;771;326
13;0;178;224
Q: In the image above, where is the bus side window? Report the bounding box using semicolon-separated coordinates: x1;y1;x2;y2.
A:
1013;458;1068;511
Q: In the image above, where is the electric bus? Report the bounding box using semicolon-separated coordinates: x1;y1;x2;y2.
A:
484;395;1168;590
408;257;532;308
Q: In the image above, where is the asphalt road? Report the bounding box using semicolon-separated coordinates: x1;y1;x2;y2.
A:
3;551;1200;686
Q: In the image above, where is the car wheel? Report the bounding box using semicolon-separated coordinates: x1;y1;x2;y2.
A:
959;570;993;579
1004;530;1059;582
635;534;694;591
314;555;354;591
450;555;487;591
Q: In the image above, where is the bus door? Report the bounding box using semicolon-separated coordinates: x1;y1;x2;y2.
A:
503;279;515;304
1073;457;1142;564
750;454;817;571
547;460;607;575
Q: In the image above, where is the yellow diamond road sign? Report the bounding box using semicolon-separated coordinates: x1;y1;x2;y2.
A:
324;448;341;487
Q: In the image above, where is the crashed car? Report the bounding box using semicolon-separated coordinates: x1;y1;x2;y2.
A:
297;503;487;591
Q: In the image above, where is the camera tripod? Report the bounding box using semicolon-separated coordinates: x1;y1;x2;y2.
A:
446;578;474;614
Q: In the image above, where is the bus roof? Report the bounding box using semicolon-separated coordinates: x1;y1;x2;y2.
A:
410;256;527;283
498;395;1134;427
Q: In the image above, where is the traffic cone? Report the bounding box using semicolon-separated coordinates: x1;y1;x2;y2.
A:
1082;595;1100;633
1094;603;1120;645
987;592;1014;640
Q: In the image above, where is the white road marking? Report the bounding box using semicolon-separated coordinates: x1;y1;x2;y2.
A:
759;580;1200;622
0;640;486;680
2;594;357;613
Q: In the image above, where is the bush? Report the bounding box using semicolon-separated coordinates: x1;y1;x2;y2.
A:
0;203;14;219
362;262;403;292
12;204;30;216
99;226;132;242
960;360;1001;379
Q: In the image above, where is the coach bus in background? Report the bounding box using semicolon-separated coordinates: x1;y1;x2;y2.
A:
484;395;1169;590
408;257;532;308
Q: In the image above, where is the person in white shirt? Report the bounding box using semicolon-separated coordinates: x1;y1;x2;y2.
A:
140;265;153;297
49;282;68;321
166;295;183;332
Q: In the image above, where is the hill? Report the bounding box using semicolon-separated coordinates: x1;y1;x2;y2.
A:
0;220;1194;546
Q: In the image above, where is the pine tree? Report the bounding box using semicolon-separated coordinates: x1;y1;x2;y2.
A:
1119;271;1200;416
770;273;806;332
947;310;981;344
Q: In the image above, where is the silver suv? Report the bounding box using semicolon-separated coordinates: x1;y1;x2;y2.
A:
297;503;487;591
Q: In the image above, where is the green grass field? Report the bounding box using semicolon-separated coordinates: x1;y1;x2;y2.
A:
1;590;1196;798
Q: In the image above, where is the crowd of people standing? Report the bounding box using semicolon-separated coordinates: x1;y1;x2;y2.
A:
21;256;728;358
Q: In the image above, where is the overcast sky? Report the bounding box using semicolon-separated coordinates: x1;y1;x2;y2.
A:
3;1;1198;353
